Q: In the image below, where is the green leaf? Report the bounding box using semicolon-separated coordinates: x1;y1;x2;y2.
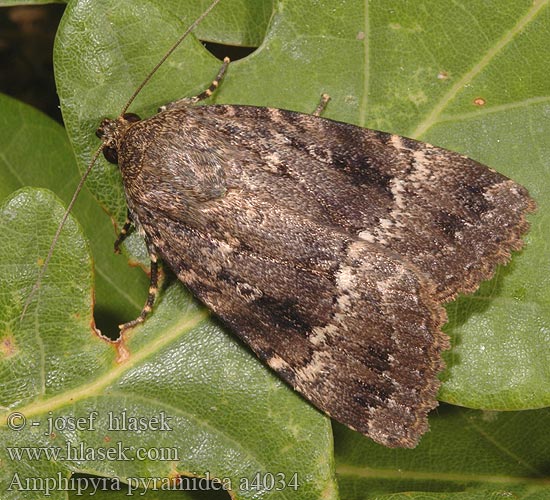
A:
334;406;550;499
0;189;336;499
67;484;228;500
163;0;274;47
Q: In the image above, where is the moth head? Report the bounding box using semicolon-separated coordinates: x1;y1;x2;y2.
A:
95;113;141;164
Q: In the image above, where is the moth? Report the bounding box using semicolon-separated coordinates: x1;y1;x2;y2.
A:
57;1;536;448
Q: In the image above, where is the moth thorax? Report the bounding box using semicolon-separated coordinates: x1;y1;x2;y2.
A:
96;113;141;165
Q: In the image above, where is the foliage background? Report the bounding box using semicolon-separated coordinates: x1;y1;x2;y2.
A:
0;0;549;499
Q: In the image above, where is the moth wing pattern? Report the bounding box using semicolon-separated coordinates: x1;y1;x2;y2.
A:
140;192;449;448
114;104;535;447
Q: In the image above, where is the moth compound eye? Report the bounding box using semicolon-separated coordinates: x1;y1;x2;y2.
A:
102;146;118;164
123;113;141;123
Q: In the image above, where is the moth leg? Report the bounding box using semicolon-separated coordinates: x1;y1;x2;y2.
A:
313;93;331;116
118;252;160;334
114;211;134;254
159;57;231;112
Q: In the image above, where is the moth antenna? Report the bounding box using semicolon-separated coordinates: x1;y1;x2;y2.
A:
120;0;223;116
20;145;104;321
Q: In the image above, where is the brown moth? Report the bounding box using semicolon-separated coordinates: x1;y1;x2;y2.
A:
95;57;535;447
50;0;536;448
